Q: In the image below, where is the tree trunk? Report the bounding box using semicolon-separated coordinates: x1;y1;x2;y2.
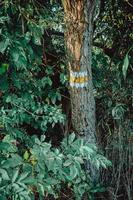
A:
63;0;96;144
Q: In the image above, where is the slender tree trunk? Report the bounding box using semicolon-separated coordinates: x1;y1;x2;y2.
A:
63;0;96;144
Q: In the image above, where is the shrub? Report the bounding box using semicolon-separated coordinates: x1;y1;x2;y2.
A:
0;133;111;200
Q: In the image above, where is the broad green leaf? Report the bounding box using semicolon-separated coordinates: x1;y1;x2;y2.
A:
0;38;10;53
81;146;94;155
23;151;30;160
18;172;30;182
38;183;44;196
122;54;129;79
12;50;19;63
12;168;19;183
0;168;10;180
74;157;84;164
70;165;78;179
0;142;10;151
64;159;72;167
68;132;75;144
47;157;55;170
1;63;9;70
2;155;23;168
0;63;9;75
22;177;37;185
40;135;46;142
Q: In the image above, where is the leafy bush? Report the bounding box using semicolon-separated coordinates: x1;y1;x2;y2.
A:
0;133;111;200
92;46;133;199
0;0;65;139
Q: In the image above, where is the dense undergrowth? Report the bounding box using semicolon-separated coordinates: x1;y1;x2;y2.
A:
0;133;111;200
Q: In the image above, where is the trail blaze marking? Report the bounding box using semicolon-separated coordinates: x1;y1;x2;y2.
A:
70;70;89;88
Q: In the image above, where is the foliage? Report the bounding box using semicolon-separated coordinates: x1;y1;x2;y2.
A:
0;133;111;200
0;0;132;200
0;0;65;139
92;1;133;197
92;46;133;199
94;0;133;60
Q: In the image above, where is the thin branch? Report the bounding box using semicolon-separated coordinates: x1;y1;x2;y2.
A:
11;102;43;118
125;0;133;8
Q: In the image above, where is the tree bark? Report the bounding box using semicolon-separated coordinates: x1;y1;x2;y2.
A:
63;0;96;144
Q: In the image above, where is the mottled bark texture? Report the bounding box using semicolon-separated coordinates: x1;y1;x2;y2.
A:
63;0;96;144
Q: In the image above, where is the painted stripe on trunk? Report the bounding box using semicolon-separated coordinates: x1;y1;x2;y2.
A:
70;82;88;88
70;70;89;88
70;76;88;83
70;70;88;77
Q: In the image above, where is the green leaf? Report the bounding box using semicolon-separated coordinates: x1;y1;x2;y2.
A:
70;165;78;179
40;135;46;142
122;54;129;79
74;157;84;164
18;172;30;182
0;67;6;75
1;63;9;70
68;132;76;144
22;177;37;185
0;75;8;90
0;168;10;180
81;146;94;155
78;183;87;196
38;183;45;196
0;63;9;75
0;195;7;200
64;159;72;167
2;155;23;168
23;151;30;160
12;168;19;183
12;49;27;69
0;38;10;53
0;142;10;151
47;157;55;170
12;50;19;63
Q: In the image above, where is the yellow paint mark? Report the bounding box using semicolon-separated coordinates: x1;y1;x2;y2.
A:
70;76;88;84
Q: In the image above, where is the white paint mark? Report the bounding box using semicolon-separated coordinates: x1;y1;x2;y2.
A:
70;82;88;88
70;70;88;77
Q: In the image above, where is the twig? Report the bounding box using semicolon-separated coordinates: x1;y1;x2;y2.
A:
125;0;133;8
11;102;43;118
